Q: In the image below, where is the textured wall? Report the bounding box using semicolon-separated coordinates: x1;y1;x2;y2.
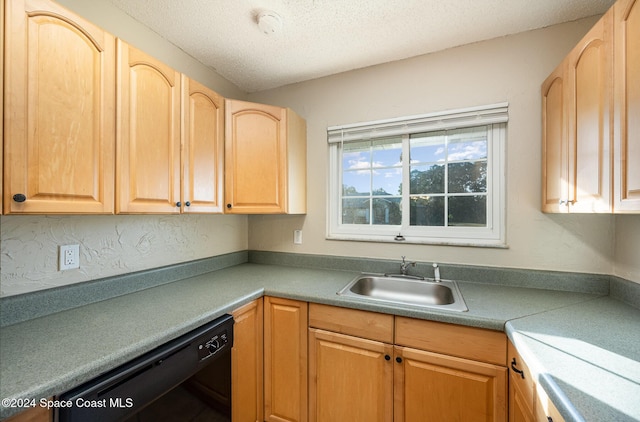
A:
0;215;248;297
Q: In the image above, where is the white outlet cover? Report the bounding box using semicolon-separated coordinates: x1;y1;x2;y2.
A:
59;244;80;270
293;230;302;245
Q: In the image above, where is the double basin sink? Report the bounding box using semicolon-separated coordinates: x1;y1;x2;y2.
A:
337;273;468;312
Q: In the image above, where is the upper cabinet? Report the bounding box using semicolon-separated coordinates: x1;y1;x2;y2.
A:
542;10;613;213
225;100;307;214
542;0;640;213
116;40;181;214
3;0;116;214
116;42;225;214
181;77;225;214
613;0;640;212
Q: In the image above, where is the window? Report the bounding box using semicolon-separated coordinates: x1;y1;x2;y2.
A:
328;103;507;247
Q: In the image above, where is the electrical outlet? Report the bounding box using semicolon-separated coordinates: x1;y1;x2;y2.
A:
59;244;80;270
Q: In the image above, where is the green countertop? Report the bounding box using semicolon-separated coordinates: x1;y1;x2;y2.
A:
1;262;638;421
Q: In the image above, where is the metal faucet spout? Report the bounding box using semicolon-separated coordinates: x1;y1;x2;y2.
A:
400;256;416;275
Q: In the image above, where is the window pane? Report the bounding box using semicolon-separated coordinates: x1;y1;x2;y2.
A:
372;198;401;225
342;198;370;224
409;131;446;163
448;196;487;226
410;196;445;226
372;138;402;168
373;169;402;196
410;165;445;194
342;141;371;170
343;171;370;196
448;161;487;193
447;126;488;161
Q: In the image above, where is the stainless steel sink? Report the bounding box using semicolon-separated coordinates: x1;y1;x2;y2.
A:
337;274;468;312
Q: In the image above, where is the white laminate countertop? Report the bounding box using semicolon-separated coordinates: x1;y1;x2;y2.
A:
1;263;638;421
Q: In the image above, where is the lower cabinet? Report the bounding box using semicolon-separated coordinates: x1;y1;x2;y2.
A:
232;299;264;422
263;297;308;422
508;341;566;422
395;346;507;422
309;328;394;422
232;298;571;422
308;303;508;422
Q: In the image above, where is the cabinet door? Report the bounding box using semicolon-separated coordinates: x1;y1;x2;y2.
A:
264;297;308;422
4;0;115;214
614;0;640;212
309;329;393;422
566;11;613;213
394;346;507;422
116;40;181;214
181;76;224;213
508;343;535;422
232;299;264;422
542;64;569;213
225;100;287;213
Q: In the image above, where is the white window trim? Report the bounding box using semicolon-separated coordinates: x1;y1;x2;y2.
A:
327;103;508;248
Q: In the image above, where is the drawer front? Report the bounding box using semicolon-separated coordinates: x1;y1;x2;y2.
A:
395;316;506;365
309;303;394;343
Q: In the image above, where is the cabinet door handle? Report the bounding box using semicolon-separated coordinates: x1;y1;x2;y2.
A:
176;202;182;207
226;204;232;209
396;357;403;364
185;201;191;207
511;357;525;379
13;194;27;203
384;355;391;361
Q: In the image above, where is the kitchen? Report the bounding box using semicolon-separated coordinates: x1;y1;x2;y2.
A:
1;0;639;421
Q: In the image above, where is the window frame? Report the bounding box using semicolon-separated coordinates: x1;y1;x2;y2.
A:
327;103;508;248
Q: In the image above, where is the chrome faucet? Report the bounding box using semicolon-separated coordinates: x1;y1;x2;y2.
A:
400;256;416;275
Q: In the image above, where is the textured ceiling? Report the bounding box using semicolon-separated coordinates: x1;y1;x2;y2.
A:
105;0;615;93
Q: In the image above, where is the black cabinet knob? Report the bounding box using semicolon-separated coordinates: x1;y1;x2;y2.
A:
226;204;232;209
384;355;391;361
176;202;182;207
13;194;27;203
396;357;403;363
185;201;191;207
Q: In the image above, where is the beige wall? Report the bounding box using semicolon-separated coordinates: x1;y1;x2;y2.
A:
614;217;640;281
0;0;249;297
247;16;636;279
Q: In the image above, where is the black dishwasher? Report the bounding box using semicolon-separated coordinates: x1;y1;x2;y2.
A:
56;314;233;422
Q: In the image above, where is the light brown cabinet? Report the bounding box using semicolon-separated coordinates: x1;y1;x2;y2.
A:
309;329;393;422
395;317;507;422
3;0;116;214
542;0;639;214
116;42;225;214
116;40;181;214
264;296;308;422
181;77;225;213
508;341;566;422
224;100;306;214
613;0;640;212
231;299;264;422
542;10;613;213
508;342;535;422
308;304;507;422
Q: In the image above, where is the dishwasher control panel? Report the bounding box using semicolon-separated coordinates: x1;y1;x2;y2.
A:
197;329;230;361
